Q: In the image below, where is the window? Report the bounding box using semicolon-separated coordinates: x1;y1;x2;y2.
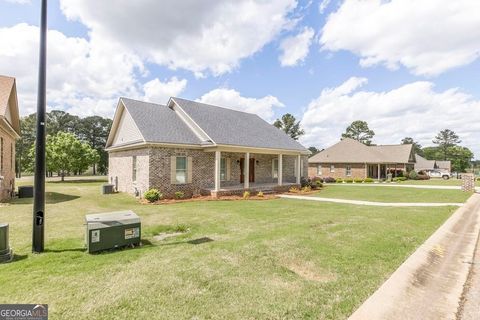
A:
317;165;322;176
272;159;279;178
346;165;352;176
132;156;137;182
330;165;335;173
176;156;187;184
220;158;226;181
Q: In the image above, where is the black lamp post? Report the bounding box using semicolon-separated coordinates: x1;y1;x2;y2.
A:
32;0;47;253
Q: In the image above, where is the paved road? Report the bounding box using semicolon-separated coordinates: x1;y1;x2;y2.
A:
458;227;480;319
279;194;464;207
349;194;480;320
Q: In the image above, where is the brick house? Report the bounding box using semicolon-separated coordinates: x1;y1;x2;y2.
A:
308;138;415;180
414;154;451;172
106;97;309;198
0;75;21;201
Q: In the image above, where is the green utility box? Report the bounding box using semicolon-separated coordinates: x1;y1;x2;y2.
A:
0;223;13;263
85;211;141;253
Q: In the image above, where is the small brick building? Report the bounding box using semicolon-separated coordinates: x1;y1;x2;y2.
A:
0;75;21;201
106;97;309;198
308;138;415;180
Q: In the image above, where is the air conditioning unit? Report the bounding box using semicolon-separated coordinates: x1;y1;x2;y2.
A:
85;211;141;253
0;223;13;263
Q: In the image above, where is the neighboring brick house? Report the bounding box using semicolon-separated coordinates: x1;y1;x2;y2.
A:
308;138;415;180
106;97;309;198
0;75;21;201
414;154;451;172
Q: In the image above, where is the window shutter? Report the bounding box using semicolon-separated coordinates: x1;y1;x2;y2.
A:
294;161;297;178
272;159;275;177
187;157;193;183
170;156;176;184
226;158;231;181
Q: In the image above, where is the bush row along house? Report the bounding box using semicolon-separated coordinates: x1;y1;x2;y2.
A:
308;138;415;180
106;97;309;198
0;75;20;201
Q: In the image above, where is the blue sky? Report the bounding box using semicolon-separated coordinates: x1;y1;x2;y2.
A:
1;0;479;157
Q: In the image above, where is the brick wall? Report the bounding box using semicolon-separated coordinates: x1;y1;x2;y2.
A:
108;148;149;196
308;163;367;180
0;126;15;201
109;147;309;198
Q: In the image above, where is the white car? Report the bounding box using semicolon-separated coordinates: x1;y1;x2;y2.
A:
427;169;451;180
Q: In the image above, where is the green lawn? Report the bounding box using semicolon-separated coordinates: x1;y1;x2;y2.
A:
0;177;459;319
312;185;471;203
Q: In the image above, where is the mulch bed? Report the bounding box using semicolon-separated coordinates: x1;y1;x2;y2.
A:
140;188;323;205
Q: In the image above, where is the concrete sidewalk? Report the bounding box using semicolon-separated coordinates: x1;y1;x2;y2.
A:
349;194;480;320
330;183;479;191
278;194;464;207
458;225;480;319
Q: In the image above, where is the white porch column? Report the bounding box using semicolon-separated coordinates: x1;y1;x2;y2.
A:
278;154;283;186
377;164;381;180
244;152;250;189
296;155;301;184
214;150;221;191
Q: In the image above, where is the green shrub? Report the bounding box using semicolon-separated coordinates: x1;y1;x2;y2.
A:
144;188;161;203
354;178;363;183
257;191;264;198
364;178;374;183
315;180;323;188
175;224;189;233
243;191;251;199
174;191;185;199
408;171;418;180
393;177;407;182
336;178;343;183
344;178;353;183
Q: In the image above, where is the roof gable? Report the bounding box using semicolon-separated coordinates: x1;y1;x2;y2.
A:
0;75;20;136
309;138;415;164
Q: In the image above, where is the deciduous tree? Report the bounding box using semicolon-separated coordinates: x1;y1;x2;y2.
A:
401;137;423;156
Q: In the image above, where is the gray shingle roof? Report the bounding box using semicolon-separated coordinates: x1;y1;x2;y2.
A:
121;98;202;145
309;138;414;164
172;97;307;151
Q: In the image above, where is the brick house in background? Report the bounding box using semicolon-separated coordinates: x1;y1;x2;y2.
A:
0;75;21;201
308;138;415;180
106;97;309;198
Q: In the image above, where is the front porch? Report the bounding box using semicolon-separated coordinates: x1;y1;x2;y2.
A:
204;150;305;197
366;163;413;180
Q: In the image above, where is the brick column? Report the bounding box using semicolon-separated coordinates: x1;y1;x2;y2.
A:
244;152;250;189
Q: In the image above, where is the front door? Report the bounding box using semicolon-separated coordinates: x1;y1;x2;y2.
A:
240;158;255;183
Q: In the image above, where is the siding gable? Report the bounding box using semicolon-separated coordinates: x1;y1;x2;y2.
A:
112;108;143;146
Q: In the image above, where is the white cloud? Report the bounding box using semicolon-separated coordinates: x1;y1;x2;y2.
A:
320;0;480;76
300;77;480;158
60;0;298;76
143;77;187;105
0;23;147;118
5;0;31;4
279;27;315;67
319;0;331;14
197;88;284;122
